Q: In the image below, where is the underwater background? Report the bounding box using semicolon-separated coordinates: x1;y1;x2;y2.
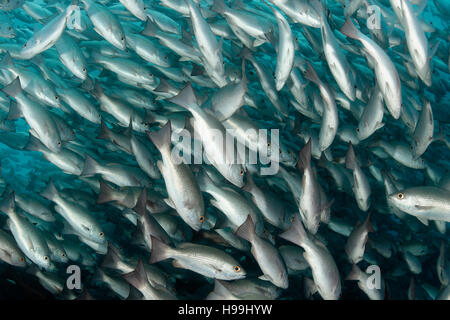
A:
0;0;449;300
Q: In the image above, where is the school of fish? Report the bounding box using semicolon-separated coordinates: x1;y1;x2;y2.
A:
0;0;448;300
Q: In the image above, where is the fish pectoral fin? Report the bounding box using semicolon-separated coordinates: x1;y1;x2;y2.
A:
164;197;175;209
416;216;429;226
258;274;271;282
414;205;435;210
0;248;11;258
208;263;222;274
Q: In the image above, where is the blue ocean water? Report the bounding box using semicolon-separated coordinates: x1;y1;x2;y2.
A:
0;0;448;300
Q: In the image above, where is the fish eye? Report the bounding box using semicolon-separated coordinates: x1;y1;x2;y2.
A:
44;256;49;261
8;27;12;30
233;265;241;272
410;145;413;150
121;36;124;41
57;141;61;146
397;192;404;200
99;232;104;237
354;85;357;89
82;67;86;72
279;149;282;154
356;127;359;132
240;168;245;176
164;55;168;60
20;257;25;262
55;96;59;100
267;142;271;147
22;43;26;48
62;253;66;257
421;158;424;164
199;216;205;223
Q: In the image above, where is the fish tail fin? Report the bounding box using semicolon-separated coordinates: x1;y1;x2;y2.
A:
81;154;100;177
235;215;255;242
101;244;122;269
279;215;307;247
80;77;94;91
167;83;199;111
96;180;115;204
321;198;334;223
96;121;111;140
340;18;360;40
211;0;228;14
345;142;356;170
345;264;361;281
365;212;374;232
154;77;172;94
191;64;205;77
40;179;59;202
30;55;44;67
304;62;320;86
2;77;22;98
298;138;312;170
123;259;148;290
147;120;171;152
90;80;104;99
149;236;172;264
142;20;158;37
133;187;147;217
317;153;328;168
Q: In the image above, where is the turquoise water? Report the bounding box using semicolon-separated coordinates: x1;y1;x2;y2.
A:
0;0;448;300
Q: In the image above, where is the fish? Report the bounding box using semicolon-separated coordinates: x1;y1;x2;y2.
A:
0;192;53;270
280;215;341;300
389;186;450;222
0;0;446;301
148;121;205;232
20;2;79;59
340;17;402;119
149;236;246;281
